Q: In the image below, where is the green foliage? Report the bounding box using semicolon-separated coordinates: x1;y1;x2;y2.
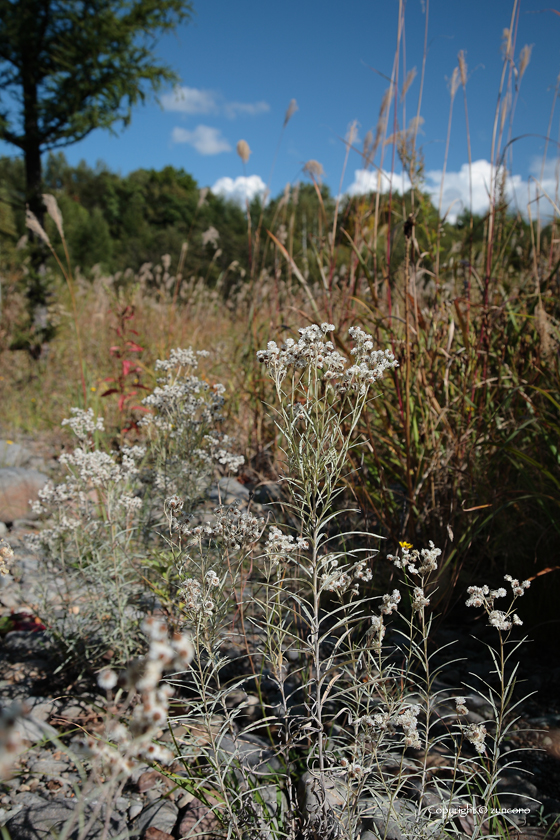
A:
0;152;252;275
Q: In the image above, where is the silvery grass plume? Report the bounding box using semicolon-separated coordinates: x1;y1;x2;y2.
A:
236;139;251;164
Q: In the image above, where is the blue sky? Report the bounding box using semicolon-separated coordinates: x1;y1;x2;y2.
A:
3;0;560;217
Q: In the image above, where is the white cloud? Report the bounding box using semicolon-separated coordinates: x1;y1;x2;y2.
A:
224;101;270;118
424;160;510;220
211;175;267;206
346;159;560;222
171;125;231;155
346;168;412;197
162;86;217;114
162;86;269;119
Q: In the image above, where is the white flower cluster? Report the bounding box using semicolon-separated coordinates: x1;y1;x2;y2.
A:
141;348;224;442
455;697;468;716
321;566;353;594
57;444;145;489
488;610;523;631
412;586;430;612
92;618;194;768
339;757;366;778
61;407;105;440
30;419;145;553
257;323;344;382
463;722;488;755
380;589;401;615
355;712;390;730
354;560;373;582
320;556;374;595
142;379;224;432
195;434;245;474
341;327;399;395
265;526;308;564
154;347;208;371
465;585;504;609
465;575;528;631
210;505;263;550
396;704;422;749
388;541;441;576
118;493;143;513
169;503;263;551
504;575;531;597
165;495;184;513
141;348;244;504
369;614;386;649
366;590;401;651
355;704;421;749
181;578;216;617
0;541;14;577
257;323;398;394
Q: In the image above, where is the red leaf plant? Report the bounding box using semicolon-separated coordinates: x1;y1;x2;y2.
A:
101;302;150;436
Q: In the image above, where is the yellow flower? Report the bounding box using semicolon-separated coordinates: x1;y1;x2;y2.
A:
90;386;97;392
6;440;13;445
399;541;413;550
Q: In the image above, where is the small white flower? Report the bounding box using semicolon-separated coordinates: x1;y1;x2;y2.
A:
206;569;220;587
488;610;512;631
97;669;118;690
412;586;430;611
464;723;487;754
394;704;422;749
61;407;104;439
380;589;401;615
455;697;468;716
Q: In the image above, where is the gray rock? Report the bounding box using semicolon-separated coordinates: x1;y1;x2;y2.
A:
21;698;56;723
0;468;48;522
252;482;283;506
0;521;7;536
12;715;58;745
250;784;288;839
496;771;541;818
298;770;346;822
130;762;150;784
129;801;143;820
131;799;178;836
365;797;424;840
9;794;47;809
212;733;281;775
57;704;84;721
0;442;47;472
18;556;39;574
0;587;21;608
209;477;250;504
28;758;70;777
5;796;125;840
